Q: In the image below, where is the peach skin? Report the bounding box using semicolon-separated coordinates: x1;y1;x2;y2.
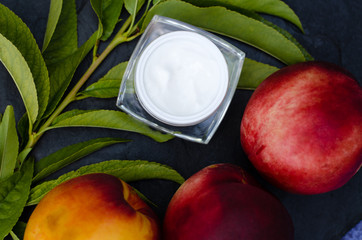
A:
24;173;160;240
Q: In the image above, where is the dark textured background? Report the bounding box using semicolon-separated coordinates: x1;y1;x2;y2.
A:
0;0;361;239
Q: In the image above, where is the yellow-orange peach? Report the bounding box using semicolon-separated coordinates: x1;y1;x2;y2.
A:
24;173;160;240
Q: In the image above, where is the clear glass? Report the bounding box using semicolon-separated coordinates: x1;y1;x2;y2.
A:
116;15;245;144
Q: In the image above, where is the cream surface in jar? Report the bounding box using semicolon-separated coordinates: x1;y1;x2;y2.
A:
135;31;229;126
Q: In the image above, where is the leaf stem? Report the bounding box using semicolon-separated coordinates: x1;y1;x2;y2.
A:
126;31;143;42
117;15;133;38
26;34;129;149
92;38;101;61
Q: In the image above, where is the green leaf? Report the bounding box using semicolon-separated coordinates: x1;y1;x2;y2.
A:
181;0;304;32
0;3;50;121
41;0;97;119
17;148;32;167
230;8;312;62
143;0;308;65
48;109;174;142
0;158;33;239
124;0;146;14
0;106;19;180
42;0;78;64
33;138;130;182
97;61;128;82
152;0;162;5
79;62;128;98
42;0;63;52
17;114;29;151
238;58;279;89
43;33;98;118
90;0;124;41
135;0;153;30
79;79;123;99
0;34;39;122
124;0;146;33
0;34;38;124
28;160;184;206
170;4;312;63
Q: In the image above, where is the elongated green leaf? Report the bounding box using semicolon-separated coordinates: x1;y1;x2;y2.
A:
124;0;146;32
171;4;312;63
28;160;184;205
0;3;50;121
0;158;33;239
79;79;123;98
17;148;32;167
42;0;63;51
135;0;153;29
42;0;78;64
42;0;87;119
238;58;279;89
98;62;128;82
51;109;89;124
124;0;146;14
43;33;98;118
48;109;173;142
0;34;38;124
33;138;130;182
230;8;312;62
182;0;303;32
91;0;124;41
79;62;128;98
17;114;29;151
0;106;19;180
143;0;308;65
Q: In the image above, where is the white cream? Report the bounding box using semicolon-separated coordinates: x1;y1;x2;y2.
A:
135;31;228;126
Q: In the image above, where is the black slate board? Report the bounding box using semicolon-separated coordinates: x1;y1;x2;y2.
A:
0;1;361;239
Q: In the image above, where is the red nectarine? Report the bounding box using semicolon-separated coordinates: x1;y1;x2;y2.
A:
163;163;294;240
24;173;160;240
240;61;362;194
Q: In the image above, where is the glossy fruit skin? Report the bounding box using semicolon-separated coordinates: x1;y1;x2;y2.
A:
241;61;362;195
24;173;160;240
163;163;294;240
